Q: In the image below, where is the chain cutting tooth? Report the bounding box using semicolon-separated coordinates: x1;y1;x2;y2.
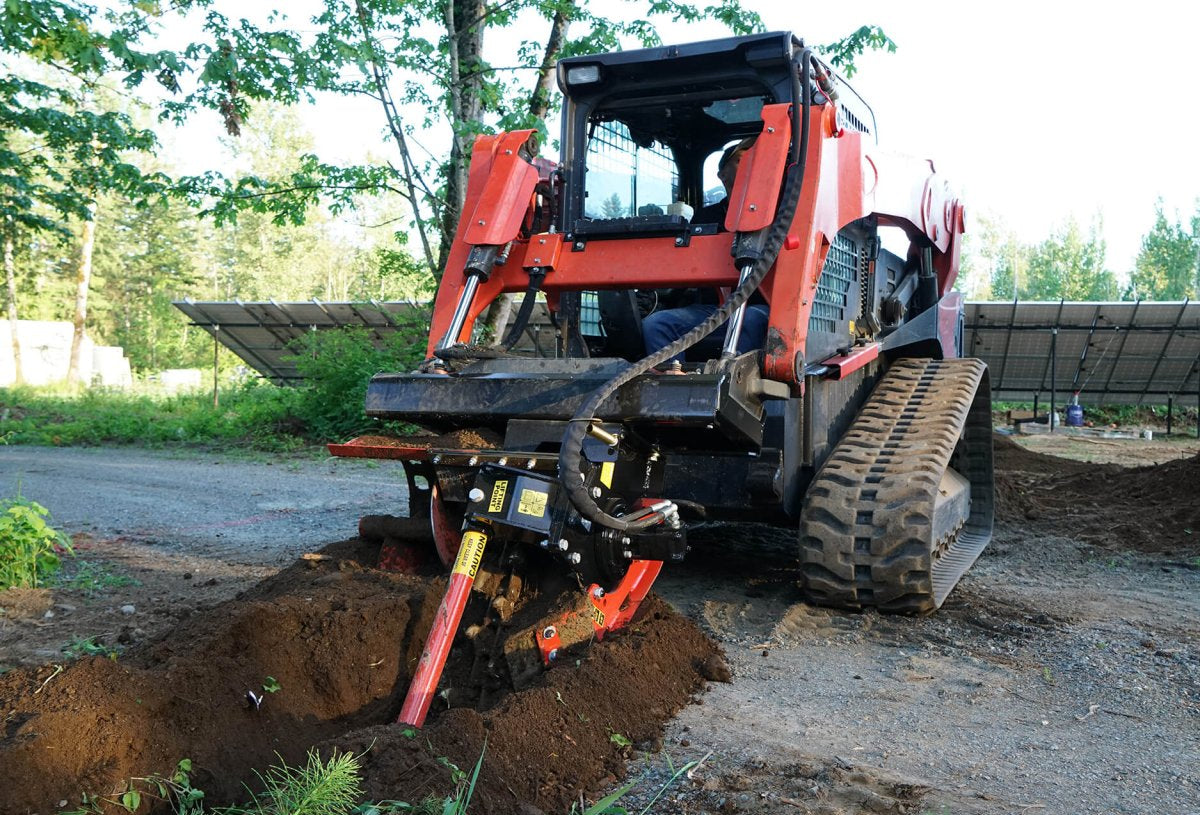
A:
798;358;994;614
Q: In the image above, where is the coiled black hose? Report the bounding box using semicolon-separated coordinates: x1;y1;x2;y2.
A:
556;48;816;533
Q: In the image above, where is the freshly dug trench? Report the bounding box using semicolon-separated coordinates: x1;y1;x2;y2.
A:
0;538;722;813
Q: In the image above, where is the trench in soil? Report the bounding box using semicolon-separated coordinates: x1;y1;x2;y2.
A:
0;538;722;814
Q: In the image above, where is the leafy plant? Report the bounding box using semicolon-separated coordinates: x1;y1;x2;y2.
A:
62;635;119;660
0;495;72;589
288;323;429;440
262;676;282;694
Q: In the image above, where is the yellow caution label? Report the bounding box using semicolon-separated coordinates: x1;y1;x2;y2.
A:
591;602;606;628
488;480;508;513
452;530;487;579
848;319;856;335
599;461;614;488
517;488;548;518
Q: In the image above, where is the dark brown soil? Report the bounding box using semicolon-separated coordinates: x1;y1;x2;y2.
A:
0;539;720;814
350;429;502;450
993;434;1200;554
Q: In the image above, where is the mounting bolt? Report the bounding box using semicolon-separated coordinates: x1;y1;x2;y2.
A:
467;456;479;466
477;219;486;225
432;455;443;464
623;549;633;559
590;486;603;499
527;458;537;469
767;126;775;133
621;536;631;546
558;538;570;551
539;538;550;548
749;204;758;212
548;648;559;661
468;488;485;503
574;241;585;251
498;457;508;466
567;552;582;565
675;237;685;246
542;625;557;639
591;586;605;598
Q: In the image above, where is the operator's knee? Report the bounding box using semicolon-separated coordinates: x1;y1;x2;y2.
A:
737;305;771;354
641;310;673;356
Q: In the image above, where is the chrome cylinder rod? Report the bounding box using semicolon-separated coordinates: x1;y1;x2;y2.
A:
720;264;756;359
437;273;482;351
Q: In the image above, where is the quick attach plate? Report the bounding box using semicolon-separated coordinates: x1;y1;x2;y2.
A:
467;465;565;535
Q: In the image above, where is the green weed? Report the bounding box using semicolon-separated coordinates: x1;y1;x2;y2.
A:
0;495;72;589
62;635;120;660
262;676;282;694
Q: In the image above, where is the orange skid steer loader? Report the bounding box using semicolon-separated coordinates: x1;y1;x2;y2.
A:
330;31;993;728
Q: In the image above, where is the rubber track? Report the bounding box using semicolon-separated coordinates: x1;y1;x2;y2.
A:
798;358;994;614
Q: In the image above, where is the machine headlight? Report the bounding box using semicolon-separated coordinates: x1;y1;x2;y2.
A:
566;65;601;85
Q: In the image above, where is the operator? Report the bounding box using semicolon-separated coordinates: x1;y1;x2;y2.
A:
641;136;769;362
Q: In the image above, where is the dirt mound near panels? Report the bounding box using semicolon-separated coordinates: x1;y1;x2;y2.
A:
0;540;720;814
993;434;1200;555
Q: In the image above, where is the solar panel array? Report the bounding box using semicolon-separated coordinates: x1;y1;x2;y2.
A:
177;299;1200;406
173;298;557;383
965;300;1200;405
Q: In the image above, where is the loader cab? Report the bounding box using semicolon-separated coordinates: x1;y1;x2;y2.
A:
557;32;800;237
554;33;800;359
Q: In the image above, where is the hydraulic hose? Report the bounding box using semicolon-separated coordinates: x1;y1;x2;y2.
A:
557;48;815;533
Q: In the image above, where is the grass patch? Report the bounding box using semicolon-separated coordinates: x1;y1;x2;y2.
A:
0;381;306;451
55;560;140;595
0;326;427;452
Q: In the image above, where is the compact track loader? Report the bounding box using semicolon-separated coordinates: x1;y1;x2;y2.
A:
330;31;994;727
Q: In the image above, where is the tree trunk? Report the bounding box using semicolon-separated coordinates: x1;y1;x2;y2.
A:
529;2;574;120
478;6;574;346
66;203;97;386
3;222;22;385
439;0;486;271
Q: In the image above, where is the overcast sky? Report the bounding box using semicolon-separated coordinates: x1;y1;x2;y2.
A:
170;1;1198;279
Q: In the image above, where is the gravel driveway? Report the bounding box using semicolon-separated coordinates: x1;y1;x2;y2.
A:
0;445;411;564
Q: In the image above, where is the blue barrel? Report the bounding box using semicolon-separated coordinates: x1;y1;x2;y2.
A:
1066;403;1084;427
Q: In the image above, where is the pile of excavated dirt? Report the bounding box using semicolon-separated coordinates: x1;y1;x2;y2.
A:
0;539;721;814
993;435;1200;555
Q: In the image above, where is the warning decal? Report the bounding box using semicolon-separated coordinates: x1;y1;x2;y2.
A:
452;530;487;579
488;480;508;513
517;488;548;518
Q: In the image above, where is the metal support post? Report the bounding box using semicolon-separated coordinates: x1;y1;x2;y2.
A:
1167;394;1173;436
1049;328;1057;433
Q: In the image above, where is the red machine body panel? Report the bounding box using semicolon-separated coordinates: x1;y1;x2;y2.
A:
425;98;965;383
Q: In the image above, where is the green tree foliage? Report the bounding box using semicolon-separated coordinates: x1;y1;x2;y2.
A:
290;322;429;439
1021;217;1117;301
981;215;1116;301
1128;201;1199;300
